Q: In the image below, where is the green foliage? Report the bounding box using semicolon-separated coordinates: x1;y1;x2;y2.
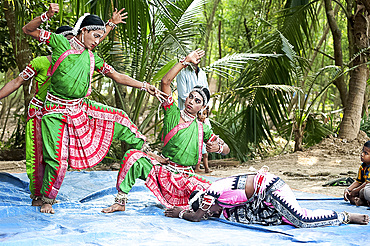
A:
303;114;333;147
0;113;25;150
1;0;363;163
0;14;16;73
360;115;370;138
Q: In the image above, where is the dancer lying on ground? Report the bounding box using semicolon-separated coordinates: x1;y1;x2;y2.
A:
165;166;369;227
22;3;162;214
344;141;370;207
0;9;125;207
102;49;229;213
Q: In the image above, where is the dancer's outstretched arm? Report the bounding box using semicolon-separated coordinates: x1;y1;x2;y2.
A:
22;3;59;39
100;8;128;42
161;49;205;96
164;206;208;222
106;71;162;97
0;77;25;101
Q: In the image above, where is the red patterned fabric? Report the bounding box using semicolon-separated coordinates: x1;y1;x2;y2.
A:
27;97;44;121
116;150;156;189
162;96;174;111
145;165;212;209
48;119;69;199
43;95;146;170
19;64;37;80
29;114;45;197
116;149;211;209
39;30;51;44
97;62;114;76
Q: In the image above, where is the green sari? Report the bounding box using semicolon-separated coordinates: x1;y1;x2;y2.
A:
38;31;145;202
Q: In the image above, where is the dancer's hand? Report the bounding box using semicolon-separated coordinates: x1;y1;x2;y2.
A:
146;86;169;103
111;8;128;24
344;188;350;201
351;188;359;197
146;152;169;165
146;84;157;96
184;49;205;65
206;141;220;153
164;206;183;218
46;3;59;19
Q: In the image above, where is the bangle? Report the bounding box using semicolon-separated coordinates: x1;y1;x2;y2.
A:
346;188;351;192
141;81;148;91
106;20;117;29
41;12;49;22
179;57;191;67
216;142;224;154
178;209;186;219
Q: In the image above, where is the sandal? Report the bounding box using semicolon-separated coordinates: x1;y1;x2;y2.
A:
322;177;355;187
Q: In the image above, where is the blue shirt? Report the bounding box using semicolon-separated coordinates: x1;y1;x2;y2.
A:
176;66;208;110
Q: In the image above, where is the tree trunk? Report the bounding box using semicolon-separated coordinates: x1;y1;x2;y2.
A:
3;1;33;115
324;0;348;108
294;125;304;151
201;0;221;68
339;2;369;140
211;20;222;113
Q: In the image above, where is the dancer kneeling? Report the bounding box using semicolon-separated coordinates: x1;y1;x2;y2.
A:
102;49;230;213
164;167;369;227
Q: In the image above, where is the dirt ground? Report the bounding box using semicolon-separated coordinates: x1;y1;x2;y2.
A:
1;131;368;198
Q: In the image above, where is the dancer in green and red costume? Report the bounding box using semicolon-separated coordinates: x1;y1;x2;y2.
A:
22;3;164;214
0;8;128;207
102;49;230;213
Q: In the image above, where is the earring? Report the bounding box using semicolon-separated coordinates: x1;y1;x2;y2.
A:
82;33;85;43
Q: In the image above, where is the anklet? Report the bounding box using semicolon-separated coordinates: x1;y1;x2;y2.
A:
114;191;128;206
342;211;350;224
41;196;57;205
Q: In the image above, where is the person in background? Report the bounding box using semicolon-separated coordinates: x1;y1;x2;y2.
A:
195;106;212;173
344;141;370;206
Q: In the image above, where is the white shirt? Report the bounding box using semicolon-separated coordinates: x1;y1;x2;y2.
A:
176;66;208;110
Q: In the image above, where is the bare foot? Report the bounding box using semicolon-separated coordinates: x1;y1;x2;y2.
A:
40;203;55;214
32;199;43;206
348;213;369;225
194;169;202;173
205;169;212;173
101;203;125;213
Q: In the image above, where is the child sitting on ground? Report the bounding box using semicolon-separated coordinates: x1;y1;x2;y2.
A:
195;106;212;173
344;141;370;206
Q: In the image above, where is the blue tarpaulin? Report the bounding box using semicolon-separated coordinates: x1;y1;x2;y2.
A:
0;171;369;245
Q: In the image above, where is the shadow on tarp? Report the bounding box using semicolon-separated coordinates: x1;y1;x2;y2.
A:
0;171;369;246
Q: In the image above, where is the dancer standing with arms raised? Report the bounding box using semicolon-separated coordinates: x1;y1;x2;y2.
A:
22;3;161;213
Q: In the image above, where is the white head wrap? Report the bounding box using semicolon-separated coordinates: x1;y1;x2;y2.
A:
72;13;90;36
188;190;205;211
